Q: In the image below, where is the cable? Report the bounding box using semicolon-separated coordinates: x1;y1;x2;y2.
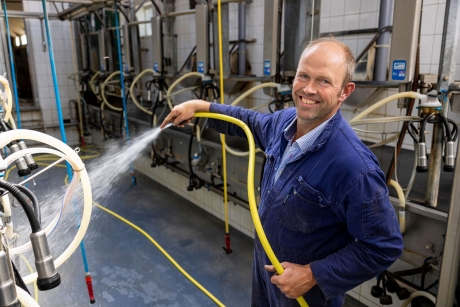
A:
0;181;41;232
14;184;41;225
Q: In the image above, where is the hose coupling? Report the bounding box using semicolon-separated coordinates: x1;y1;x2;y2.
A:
443;141;455;172
0;251;20;307
17;141;38;170
30;230;61;291
9;143;31;177
416;142;428;173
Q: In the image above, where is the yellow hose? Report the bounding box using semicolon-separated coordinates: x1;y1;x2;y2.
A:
349;92;421;124
166;72;202;110
94;201;225;307
101;71;123;112
388;179;406;234
194;112;309;307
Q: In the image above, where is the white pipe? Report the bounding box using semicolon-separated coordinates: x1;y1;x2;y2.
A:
349;116;421;126
101;71;123;112
0;75;13;123
16;285;40;307
89;71;101;100
389;179;405;234
400;291;436;307
230;82;278;106
350;92;424;124
0;130;92;284
166;72;202;110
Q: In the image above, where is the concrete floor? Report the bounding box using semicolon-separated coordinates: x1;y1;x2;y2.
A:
8;150;368;306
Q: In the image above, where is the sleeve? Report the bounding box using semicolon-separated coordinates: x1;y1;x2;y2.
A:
207;103;276;151
309;169;404;299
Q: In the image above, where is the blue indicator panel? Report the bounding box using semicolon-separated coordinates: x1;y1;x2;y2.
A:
391;60;407;81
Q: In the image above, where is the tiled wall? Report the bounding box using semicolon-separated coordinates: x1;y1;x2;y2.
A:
19;0;80;145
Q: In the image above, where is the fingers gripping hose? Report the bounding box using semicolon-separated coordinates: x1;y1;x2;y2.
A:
193;112;309;307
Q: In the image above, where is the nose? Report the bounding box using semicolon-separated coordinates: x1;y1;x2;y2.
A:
302;80;317;95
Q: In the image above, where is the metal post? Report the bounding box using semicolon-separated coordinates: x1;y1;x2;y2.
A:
374;0;392;81
435;0;460;305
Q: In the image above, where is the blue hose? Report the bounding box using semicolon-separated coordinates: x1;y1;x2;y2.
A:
40;0;93;298
114;4;136;185
2;0;22;128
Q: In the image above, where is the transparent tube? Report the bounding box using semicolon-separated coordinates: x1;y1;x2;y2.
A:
101;71;123;112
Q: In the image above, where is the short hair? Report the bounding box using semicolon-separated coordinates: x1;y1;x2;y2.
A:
300;36;356;87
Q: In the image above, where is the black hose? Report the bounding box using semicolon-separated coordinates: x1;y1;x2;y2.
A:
420;113;436;143
437;113;453;142
0;181;41;232
14;184;41;225
407;119;422;143
447;118;459;141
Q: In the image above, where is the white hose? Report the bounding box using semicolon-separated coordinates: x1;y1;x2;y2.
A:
389;179;406;235
230;82;278;106
166;72;202;110
89;71;102;100
101;71;123;112
129;68;156;115
0;130;92;285
16;285;40;307
400;291;436;307
216;82;278;156
0;75;13;123
349;116;421;126
350;92;424;124
5;147;81;255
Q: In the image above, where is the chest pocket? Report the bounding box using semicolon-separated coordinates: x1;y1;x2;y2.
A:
278;175;332;234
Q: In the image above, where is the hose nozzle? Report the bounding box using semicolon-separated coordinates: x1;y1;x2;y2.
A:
17;141;38;171
444;141;455;172
9;143;31;177
417;142;428;172
30;230;61;291
0;251;21;307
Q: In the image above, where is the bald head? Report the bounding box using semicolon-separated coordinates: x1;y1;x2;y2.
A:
300;37;356;87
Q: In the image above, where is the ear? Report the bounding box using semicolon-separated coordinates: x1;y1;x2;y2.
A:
338;82;355;103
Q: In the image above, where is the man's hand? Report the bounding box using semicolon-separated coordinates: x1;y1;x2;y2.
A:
160;100;211;129
264;262;317;299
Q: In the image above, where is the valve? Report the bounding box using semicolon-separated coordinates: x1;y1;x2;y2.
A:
416;142;428;173
30;230;61;291
0;251;20;307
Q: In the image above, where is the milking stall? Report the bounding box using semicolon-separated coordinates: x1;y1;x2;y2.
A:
0;0;459;306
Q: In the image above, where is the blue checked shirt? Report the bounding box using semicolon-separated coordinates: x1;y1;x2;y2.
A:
274;117;332;183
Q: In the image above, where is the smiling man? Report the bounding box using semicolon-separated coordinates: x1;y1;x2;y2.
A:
161;37;403;307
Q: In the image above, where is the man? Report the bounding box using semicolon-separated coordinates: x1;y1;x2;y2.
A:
161;37;403;306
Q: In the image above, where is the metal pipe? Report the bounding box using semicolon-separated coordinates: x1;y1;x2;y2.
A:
163;9;195;18
425;123;443;207
2;1;22;128
127;20;150;26
0;10;59;19
374;0;392;81
237;2;246;75
435;0;460;303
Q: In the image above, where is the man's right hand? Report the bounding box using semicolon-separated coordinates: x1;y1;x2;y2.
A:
160;100;211;129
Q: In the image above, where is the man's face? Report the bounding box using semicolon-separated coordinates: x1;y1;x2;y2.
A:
292;42;354;130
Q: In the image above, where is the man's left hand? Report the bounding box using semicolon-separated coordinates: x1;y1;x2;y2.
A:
264;262;317;299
